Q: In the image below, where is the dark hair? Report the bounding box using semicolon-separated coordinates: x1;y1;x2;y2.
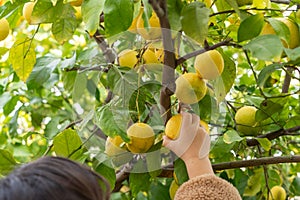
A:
0;156;110;200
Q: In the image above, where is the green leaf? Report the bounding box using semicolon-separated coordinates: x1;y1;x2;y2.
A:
0;149;17;175
26;57;60;89
9;38;36;82
266;18;290;45
149;180;171;200
107;66;139;98
52;4;77;43
256;99;284;121
284;116;300;129
284;47;300;61
244;35;283;61
257;63;282;88
243;168;263;197
290;177;300;196
94;103;128;141
167;0;183;31
53;128;82;157
181;2;210;44
104;0;134;37
3;95;19;116
82;0;105;35
95;163;116;191
31;0;63;24
210;136;235;162
256;138;271;151
213;51;236;102
238;14;264;42
223;130;243;144
225;0;241;17
129;169;151;197
174;158;189;185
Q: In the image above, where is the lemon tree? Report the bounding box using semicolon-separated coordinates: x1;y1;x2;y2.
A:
0;0;300;199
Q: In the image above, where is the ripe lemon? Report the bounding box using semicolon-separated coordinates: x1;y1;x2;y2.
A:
118;49;138;68
269;186;286;200
105;136;132;167
23;2;35;24
128;8;143;33
105;136;127;157
235;106;259;136
70;0;83;7
165;114;182;140
261;18;300;49
175;73;207;104
142;48;160;64
126;122;155;153
165;114;209;140
0;18;9;41
194;50;224;80
136;11;161;40
169;180;179;200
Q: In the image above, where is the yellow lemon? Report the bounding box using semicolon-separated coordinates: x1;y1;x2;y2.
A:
0;18;9;41
235;106;260;136
261;18;300;49
128;8;143;33
70;0;83;7
142;48;160;64
269;186;286;200
165;114;182;140
105;136;127;156
137;11;161;40
118;49;138;68
175;73;207;104
126;123;155;153
169;180;179;200
165;114;209;140
23;2;35;24
194;50;224;80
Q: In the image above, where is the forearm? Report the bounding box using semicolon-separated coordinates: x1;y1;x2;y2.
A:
183;156;214;179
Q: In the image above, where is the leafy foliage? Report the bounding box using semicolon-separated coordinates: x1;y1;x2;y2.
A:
0;0;300;199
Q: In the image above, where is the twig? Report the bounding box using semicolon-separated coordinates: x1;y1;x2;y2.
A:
176;38;232;66
212;155;300;171
246;125;300;146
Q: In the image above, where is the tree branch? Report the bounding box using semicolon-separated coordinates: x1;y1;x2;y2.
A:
176;38;232;66
212;155;300;171
149;0;176;123
246;125;300;146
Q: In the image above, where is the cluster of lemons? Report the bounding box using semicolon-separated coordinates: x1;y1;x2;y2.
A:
0;0;83;42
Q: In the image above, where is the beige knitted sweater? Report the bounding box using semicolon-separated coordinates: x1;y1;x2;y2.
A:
175;174;242;200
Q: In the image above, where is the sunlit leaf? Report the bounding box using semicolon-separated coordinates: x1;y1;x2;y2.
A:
223;130;243;144
31;0;63;24
9;38;36;82
26;57;60;89
244;35;283;61
53;128;82;157
104;0;133;37
0;149;17;175
181;2;210;44
82;0;104;35
238;14;264;42
213;51;236;102
52;4;77;43
256;138;271;151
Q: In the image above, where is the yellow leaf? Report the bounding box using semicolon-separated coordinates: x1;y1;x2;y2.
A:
9;38;36;82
